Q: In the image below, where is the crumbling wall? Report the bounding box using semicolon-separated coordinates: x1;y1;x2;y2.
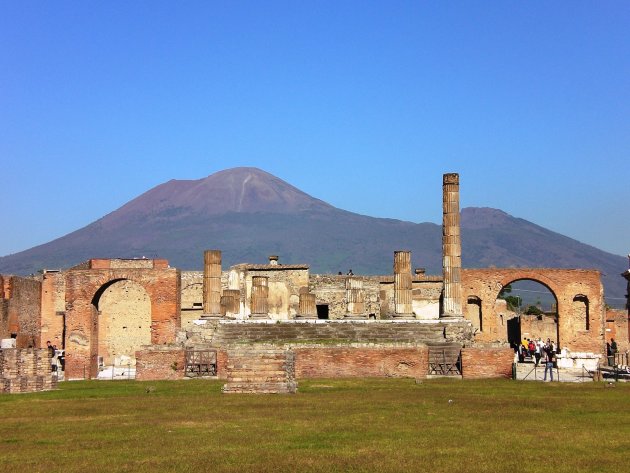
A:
233;265;309;319
606;308;629;353
309;275;380;319
40;271;65;349
0;348;57;393
0;276;41;348
135;346;185;381
520;314;558;344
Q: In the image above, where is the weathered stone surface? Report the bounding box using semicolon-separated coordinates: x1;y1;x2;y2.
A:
442;173;463;318
64;259;180;379
0;348;57;393
462;268;605;354
135;346;185;381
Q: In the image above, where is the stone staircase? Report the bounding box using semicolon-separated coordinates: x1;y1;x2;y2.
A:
222;346;297;394
208;321;465;347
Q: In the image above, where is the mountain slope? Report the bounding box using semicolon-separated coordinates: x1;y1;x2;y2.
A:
0;168;626;305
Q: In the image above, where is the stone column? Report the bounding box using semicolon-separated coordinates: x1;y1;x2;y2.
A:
442;173;463;318
223;289;241;317
203;250;222;318
250;276;269;319
220;295;231;316
393;250;414;318
345;278;367;319
296;293;317;319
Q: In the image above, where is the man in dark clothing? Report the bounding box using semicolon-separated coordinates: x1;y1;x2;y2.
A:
543;340;555;382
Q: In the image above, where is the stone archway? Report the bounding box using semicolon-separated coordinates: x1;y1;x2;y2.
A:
461;268;605;354
64;259;180;379
95;279;151;368
495;278;559;348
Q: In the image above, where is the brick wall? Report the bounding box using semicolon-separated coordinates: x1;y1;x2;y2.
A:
135;347;185;381
64;261;180;379
217;349;228;380
0;348;57;393
294;346;429;379
0;276;42;348
40;271;65;349
461;347;514;379
462;268;605;353
606;309;629;353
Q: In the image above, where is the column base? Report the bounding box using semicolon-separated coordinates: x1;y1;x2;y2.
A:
343;314;369;320
295;314;318;319
200;313;223;320
392;313;416;319
249;313;270;319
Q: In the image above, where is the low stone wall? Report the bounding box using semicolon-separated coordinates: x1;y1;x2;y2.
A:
294;345;429;379
0;348;57;393
461;347;513;379
135;346;185;381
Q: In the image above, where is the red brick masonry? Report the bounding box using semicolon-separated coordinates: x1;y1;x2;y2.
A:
294;346;429;379
135;348;185;381
461;347;513;379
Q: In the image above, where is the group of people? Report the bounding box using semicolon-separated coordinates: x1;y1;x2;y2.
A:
515;337;558;381
606;338;618;366
46;340;64;372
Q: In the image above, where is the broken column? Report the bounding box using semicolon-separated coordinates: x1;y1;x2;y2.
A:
222;289;241;318
442;173;463;319
250;276;269;319
344;277;367;319
393;250;414;319
202;250;222;318
296;292;317;319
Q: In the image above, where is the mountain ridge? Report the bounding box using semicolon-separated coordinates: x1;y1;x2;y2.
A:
0;168;626;306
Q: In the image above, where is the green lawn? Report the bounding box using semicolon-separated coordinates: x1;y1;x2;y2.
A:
1;378;628;472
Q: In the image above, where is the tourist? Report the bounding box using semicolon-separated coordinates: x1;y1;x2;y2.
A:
543;340;555;381
534;341;541;367
46;340;54;358
50;344;58;372
607;341;613;366
610;338;618;365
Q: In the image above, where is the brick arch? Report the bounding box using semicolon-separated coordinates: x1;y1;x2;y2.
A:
495;273;560;304
63;260;180;379
461;268;605;354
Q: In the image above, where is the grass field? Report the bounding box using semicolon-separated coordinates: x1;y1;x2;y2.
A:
1;378;629;472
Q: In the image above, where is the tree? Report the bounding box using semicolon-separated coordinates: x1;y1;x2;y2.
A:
498;284;521;311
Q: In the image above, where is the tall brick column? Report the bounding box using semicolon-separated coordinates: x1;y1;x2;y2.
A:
345;278;367;319
250;276;269;319
393;250;414;318
296;293;317;319
442;173;463;319
203;250;222;317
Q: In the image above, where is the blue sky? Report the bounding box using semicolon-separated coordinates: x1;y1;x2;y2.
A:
1;2;628;257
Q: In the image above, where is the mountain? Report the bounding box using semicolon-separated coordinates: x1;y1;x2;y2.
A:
0;167;626;306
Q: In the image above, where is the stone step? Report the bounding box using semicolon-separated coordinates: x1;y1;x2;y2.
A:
222;382;297;394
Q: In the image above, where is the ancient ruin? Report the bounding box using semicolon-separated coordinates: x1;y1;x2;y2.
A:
1;173;627;393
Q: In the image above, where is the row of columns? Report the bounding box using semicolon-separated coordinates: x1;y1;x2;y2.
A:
202;172;463;320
